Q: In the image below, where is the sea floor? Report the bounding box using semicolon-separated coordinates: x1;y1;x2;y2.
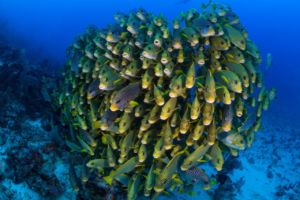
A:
178;107;300;200
1;104;299;200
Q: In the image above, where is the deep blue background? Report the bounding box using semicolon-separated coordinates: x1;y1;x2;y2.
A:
0;0;299;119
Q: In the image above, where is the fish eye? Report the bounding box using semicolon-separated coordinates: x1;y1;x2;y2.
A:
167;108;171;112
241;40;245;44
223;93;226;97
206;25;210;28
116;99;121;104
243;76;247;80
221;41;225;45
123;122;127;126
234;80;238;85
237;53;241;57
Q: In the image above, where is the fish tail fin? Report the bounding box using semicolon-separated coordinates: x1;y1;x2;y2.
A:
103;175;113;185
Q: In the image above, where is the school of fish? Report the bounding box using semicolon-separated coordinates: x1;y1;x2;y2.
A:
55;2;276;199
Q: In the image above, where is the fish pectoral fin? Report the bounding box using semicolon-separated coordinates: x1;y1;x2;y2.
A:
221;76;229;83
103;175;113;185
129;100;139;107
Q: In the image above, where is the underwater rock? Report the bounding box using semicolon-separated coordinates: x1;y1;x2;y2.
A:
56;2;275;199
0;42;74;199
0;42;58;123
6;147;44;183
2;122;66;198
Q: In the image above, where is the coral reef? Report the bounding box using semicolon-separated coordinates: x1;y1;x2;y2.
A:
56;2;276;199
0;42;74;199
0;42;58;127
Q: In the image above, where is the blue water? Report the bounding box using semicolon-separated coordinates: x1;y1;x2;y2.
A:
0;0;299;199
1;0;300;101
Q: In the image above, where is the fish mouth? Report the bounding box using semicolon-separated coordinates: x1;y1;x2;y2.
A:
141;140;147;145
109;163;115;167
217;10;226;17
148;119;156;124
222;124;232;132
203;119;212;126
239;45;246;51
169;92;177;98
216;166;223;171
110;104;119;111
122;52;129;59
206;97;215;104
164;69;171;76
144;191;150;197
127;26;135;34
236;87;242;93
154;186;164;193
147;31;153;36
201;29;215;37
173;42;182;49
191;115;199;120
198;60;205;65
210;18;217;23
99;84;107;90
236;146;245;150
100;124;108;131
243;82;249;88
236;111;243;117
161;58;168;64
191;40;199;46
160;115;168;120
142;51;156;60
203;184;211;190
180;165;188;171
157;101;164;106
118;158;124;164
218;30;224;36
154;39;160;44
106;35;113;42
118;129;126;134
153;152;160;159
